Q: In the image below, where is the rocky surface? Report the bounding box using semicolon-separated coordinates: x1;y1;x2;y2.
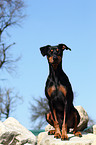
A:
0;117;36;145
0;106;95;145
76;106;89;131
42;106;96;145
37;132;96;145
93;125;96;135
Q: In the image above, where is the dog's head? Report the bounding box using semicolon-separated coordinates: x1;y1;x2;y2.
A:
40;44;71;69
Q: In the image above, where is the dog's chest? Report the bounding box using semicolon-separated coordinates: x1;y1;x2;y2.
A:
47;84;67;97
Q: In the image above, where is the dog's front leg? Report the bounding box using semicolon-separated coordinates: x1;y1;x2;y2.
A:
61;101;68;140
52;108;61;139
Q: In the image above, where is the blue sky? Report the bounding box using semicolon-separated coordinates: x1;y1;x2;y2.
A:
0;0;96;129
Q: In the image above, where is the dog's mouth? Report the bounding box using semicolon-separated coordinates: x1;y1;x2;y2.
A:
48;56;62;70
48;56;61;64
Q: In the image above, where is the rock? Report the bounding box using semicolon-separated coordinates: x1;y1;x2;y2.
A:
93;125;96;134
0;117;36;145
45;106;89;132
92;139;96;145
0;120;19;145
76;106;89;131
45;124;55;132
37;132;96;145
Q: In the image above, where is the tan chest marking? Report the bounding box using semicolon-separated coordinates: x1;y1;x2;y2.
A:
58;85;67;96
47;86;56;97
47;85;67;97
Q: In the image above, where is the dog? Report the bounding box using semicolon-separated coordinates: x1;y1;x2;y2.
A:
40;44;82;140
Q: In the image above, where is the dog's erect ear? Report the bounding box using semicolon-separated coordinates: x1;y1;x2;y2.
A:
40;45;51;56
58;44;71;51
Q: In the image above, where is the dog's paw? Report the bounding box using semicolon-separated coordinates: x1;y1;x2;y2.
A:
48;130;55;135
61;134;68;140
74;131;82;137
54;132;61;139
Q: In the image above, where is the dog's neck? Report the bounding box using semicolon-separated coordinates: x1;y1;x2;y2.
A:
49;62;63;73
49;62;63;85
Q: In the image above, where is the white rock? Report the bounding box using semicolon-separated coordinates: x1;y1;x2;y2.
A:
2;117;36;145
0;120;19;144
45;124;55;132
76;106;89;131
92;139;96;145
93;125;96;134
37;132;96;145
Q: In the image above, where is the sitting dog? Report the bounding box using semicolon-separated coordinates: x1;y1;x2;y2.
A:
40;44;82;140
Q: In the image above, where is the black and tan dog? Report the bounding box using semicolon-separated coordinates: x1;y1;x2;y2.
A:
40;44;82;140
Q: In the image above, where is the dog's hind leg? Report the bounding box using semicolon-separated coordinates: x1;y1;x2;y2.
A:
73;111;82;137
46;109;61;138
46;112;55;135
46;111;54;126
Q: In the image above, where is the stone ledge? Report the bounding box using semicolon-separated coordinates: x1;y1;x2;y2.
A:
93;125;96;134
37;132;96;145
0;117;36;145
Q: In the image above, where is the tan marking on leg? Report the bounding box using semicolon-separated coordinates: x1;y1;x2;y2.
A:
46;112;54;126
61;109;68;140
53;109;61;138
